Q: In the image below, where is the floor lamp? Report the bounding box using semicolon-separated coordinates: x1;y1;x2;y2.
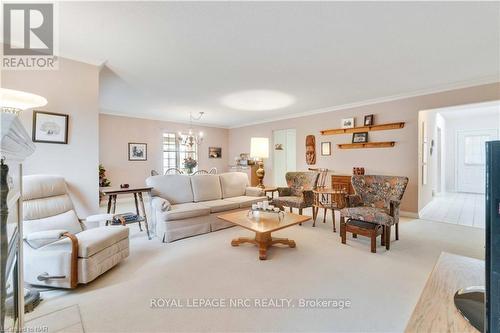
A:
250;137;269;189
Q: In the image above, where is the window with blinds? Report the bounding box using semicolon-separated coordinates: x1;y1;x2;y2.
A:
162;132;198;174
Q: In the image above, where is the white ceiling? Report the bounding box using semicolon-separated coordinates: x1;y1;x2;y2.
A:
58;2;500;128
438;101;500;120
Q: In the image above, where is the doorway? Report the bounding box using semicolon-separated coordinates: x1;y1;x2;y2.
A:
273;129;296;187
418;101;500;228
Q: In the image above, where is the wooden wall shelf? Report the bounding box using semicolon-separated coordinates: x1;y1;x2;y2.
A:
337;141;395;149
320;122;405;135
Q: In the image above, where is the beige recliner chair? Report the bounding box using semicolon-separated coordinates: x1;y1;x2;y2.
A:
22;175;129;289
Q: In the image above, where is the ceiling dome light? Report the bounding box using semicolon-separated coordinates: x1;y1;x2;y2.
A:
221;90;295;111
0;88;47;115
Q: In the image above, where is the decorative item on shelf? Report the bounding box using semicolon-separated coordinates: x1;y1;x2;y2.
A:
341;118;355;129
274;143;284;150
32;111;69;144
208;147;222;158
320;122;405;135
305;135;316;165
352;132;368;143
0;88;47;116
250;137;269;189
353;167;365;175
364;114;374;126
321;142;331;156
184;156;198;174
128;143;147;161
120;184;130;189
178;112;204;148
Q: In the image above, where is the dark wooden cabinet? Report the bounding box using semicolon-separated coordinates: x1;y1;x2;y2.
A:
331;175;354;195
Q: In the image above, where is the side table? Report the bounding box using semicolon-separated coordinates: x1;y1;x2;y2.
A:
263;187;279;199
312;188;347;232
100;186;153;240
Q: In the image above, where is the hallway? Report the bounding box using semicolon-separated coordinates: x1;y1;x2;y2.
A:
420;192;485;228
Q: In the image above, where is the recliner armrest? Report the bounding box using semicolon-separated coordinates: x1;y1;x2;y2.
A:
85;213;114;223
24;229;68;249
245;187;264;197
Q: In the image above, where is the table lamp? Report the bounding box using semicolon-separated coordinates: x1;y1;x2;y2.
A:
250;137;269;189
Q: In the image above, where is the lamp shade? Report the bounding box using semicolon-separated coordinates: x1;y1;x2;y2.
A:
250;137;269;159
0;88;47;112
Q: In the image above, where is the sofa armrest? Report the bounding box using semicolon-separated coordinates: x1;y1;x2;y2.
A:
277;187;292;196
245;187;264;197
347;194;363;208
151;197;171;212
24;229;68;249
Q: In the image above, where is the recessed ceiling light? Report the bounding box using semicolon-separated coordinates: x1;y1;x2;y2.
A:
221;90;295;111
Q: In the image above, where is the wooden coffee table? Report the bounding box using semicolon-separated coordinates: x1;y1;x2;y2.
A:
217;210;311;260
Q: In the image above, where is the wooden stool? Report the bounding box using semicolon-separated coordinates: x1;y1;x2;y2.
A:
340;218;385;253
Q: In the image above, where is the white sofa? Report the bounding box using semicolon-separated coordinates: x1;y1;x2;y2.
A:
146;172;266;242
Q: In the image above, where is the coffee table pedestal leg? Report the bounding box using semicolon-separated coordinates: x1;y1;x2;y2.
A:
231;232;296;260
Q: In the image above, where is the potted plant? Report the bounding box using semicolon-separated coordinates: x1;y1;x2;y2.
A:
183;157;198;174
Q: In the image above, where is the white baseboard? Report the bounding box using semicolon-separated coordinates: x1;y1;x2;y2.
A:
401;210;419;219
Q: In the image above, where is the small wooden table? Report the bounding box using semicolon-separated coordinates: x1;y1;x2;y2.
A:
312;188;347;231
217;210;311;260
263;186;278;199
100;186;153;239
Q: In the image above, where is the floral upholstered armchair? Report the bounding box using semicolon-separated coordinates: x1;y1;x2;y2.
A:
340;175;408;249
273;171;320;215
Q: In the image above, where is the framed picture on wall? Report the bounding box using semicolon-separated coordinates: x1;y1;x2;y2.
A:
352;132;368;143
321;142;331;156
209;147;222;158
32;111;69;144
364;114;374;126
341;118;355;129
128;143;147;161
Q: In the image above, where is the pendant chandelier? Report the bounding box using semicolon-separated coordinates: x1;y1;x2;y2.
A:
178;112;204;148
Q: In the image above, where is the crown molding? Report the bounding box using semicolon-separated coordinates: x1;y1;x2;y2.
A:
99;110;230;129
228;75;500;129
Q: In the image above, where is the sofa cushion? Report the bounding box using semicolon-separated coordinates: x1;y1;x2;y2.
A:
162;203;211;221
198;199;240;213
40;226;129;258
191;175;222;202
224;196;267;208
146;174;194;204
219;172;249;198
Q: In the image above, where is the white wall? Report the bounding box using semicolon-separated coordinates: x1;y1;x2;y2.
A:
2;58;101;217
99;114;229;188
228;83;500;214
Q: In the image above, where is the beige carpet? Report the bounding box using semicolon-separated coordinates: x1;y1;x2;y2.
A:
26;202;485;333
